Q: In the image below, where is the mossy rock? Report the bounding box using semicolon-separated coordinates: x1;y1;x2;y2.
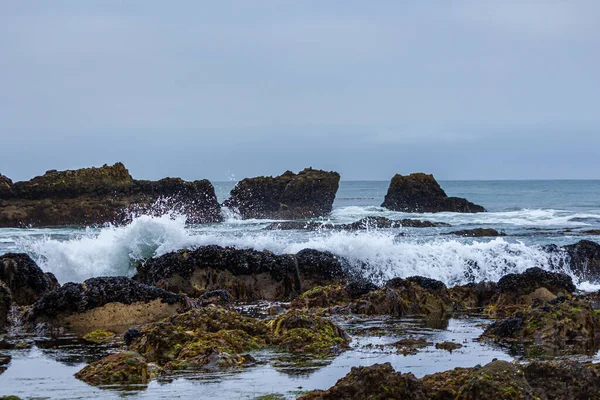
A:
75;351;150;386
455;361;535;399
270;310;350;356
83;330;117;344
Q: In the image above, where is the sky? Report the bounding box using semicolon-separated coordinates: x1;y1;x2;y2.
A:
1;1;599;182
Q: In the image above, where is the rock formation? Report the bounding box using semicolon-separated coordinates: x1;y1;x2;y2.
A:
0;253;58;305
381;173;485;213
223;168;340;219
0;163;222;227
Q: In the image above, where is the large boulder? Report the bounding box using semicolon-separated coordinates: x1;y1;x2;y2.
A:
0;281;11;332
563;240;600;282
75;351;150;386
134;246;347;301
381;173;485;213
223;168;340;219
0;163;222;227
26;277;186;334
496;267;576;306
0;253;58;305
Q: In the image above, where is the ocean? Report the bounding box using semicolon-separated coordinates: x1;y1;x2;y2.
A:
1;180;599;289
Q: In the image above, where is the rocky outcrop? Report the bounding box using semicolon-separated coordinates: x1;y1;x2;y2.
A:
523;360;600;400
26;277;186;334
564;240;600;282
496;267;576;306
0;281;11;332
481;295;600;356
449;228;505;237
0;253;58;305
381;173;485;213
264;216;449;231
223;168;340;219
75;351;150;386
134;246;347;301
0;163;222;227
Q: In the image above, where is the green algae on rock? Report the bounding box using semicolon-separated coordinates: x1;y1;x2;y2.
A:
481;295;600;356
83;330;117;344
270;310;350;356
75;351;150;386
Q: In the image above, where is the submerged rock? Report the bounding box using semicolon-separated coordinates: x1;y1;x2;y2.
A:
223;168;340;219
481;296;600;356
298;362;427;400
564;240;600;282
264;217;449;231
134;246;347;301
449;228;505;237
75;351;150;386
381;173;485;213
0;253;59;305
0;163;222;227
27;277;185;334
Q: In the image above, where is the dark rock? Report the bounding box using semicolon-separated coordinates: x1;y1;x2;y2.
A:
497;267;575;305
223;168;340;219
0;354;10;376
381;173;485;213
449;281;499;310
435;341;463;352
0;281;10;332
563;240;600;282
449;228;505;237
264;216;449;231
135;246;347;301
27;276;185;334
0;253;58;305
298;362;427;400
343;278;378;298
198;289;231;306
0;163;222;227
0;174;13;197
455;360;535;399
124;328;142;346
406;276;447;292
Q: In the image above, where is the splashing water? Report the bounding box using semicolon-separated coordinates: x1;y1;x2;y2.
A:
12;211;591;290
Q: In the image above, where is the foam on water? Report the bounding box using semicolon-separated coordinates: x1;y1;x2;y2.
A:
13;211;597;290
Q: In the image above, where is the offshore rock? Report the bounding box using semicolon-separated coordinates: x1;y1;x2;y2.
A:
223;168;340;219
298;363;427;400
496;267;576;306
0;163;222;227
0;253;59;305
563;240;600;282
27;277;185;334
481;295;600;356
381;173;485;213
264;216;449;231
0;281;11;332
449;228;505;237
134;246;347;301
75;351;150;386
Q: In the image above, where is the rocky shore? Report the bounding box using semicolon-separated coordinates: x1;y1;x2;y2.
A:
1;237;600;398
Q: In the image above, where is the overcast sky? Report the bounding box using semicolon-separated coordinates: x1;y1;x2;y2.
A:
1;1;599;181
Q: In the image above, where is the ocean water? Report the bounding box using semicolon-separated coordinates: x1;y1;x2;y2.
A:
1;180;600;288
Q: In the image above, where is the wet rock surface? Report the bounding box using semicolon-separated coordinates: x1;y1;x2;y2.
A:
223;168;340;219
27;277;185;333
0;253;58;305
381;173;485;213
0;281;10;332
564;240;600;282
0;163;222;227
134;246;347;301
496;267;576;306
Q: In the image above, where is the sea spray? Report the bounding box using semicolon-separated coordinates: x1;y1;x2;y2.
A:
14;212;585;289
